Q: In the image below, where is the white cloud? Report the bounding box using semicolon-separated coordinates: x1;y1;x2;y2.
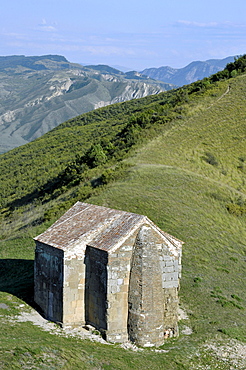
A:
81;45;136;57
1;31;28;40
175;20;246;30
175;20;220;28
37;19;57;32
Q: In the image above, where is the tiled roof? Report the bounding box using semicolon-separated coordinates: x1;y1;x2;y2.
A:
34;202;145;251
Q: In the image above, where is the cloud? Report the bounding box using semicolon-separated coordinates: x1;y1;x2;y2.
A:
175;20;219;28
1;31;29;40
37;19;57;32
81;45;137;57
174;20;246;30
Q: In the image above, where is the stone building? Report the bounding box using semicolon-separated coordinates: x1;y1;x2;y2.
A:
34;201;183;347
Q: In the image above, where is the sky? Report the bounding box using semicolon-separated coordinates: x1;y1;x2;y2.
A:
1;0;246;71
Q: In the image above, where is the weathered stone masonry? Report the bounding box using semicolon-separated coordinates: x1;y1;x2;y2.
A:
34;202;183;347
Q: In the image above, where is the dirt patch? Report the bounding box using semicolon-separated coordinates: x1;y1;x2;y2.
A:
178;307;189;320
178;307;193;335
14;306;109;344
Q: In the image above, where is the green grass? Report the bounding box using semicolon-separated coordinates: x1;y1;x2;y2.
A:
0;63;246;368
88;164;246;338
132;78;246;194
0;293;243;369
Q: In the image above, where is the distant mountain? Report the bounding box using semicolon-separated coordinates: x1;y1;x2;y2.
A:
0;56;174;153
141;56;235;86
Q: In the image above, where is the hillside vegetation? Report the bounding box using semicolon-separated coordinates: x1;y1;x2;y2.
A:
0;56;245;369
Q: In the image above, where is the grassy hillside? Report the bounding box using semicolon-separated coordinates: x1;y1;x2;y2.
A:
0;57;245;369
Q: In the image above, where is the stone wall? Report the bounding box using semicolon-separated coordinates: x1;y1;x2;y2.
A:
84;247;108;332
63;255;85;326
128;225;165;347
163;287;179;337
160;249;181;337
34;242;63;323
106;231;137;343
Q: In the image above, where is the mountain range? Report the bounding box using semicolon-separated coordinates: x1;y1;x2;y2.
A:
0;54;235;154
0;55;172;154
141;56;235;86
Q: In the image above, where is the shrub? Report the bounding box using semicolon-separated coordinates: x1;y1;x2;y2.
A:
202;152;218;166
83;143;107;168
100;163;131;185
226;203;246;216
76;184;93;201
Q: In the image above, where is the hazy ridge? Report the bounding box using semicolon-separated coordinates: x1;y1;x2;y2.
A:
142;56;235;86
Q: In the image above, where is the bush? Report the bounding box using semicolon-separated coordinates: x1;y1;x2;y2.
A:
100;163;131;185
76;184;93;201
226;203;246;216
83;143;107;168
202;152;218;166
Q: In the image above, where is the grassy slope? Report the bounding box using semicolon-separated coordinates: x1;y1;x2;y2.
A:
0;74;245;369
89;76;246;338
134;79;245;193
0;92;171;209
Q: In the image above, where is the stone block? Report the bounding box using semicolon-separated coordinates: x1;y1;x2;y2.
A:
164;272;178;281
121;245;133;252
109;279;117;287
163;255;172;261
121;284;129;293
159;260;165;270
75;299;83;307
69;282;79;289
165;260;174;267
117;278;123;285
64;292;75;302
165;266;174;273
75;307;84;315
110;285;118;294
63;314;73;323
111;271;118;279
163;280;179;288
111;266;120;271
71;300;77;308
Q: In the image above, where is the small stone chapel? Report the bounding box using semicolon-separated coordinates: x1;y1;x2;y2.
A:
34;201;183;347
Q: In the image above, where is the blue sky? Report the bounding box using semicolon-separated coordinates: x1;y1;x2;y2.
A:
1;0;246;70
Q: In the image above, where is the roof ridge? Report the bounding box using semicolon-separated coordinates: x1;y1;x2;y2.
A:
146;217;183;247
57;203;92;226
65;209;127;249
